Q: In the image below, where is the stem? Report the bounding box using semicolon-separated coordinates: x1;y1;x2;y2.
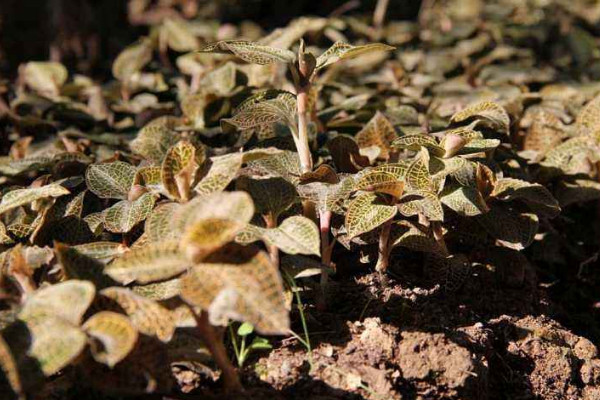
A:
296;89;313;174
373;0;390;31
229;324;241;367
375;220;393;274
286;274;313;370
263;213;279;267
317;210;332;311
195;312;242;392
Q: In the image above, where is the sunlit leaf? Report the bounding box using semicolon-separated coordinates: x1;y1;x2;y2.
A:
451;101;510;133
181;218;245;262
237;176;297;218
355;111;398;159
161;141;198;202
355;170;405;198
315;41;395;70
200;40;295;65
181;246;289;334
345;192;397;238
103;193;156;233
85;161;136;200
0;183;70;216
100;287;176;342
440;184;489;216
131;124;179;165
490;178;560;218
83;311;138;367
112;39;153;82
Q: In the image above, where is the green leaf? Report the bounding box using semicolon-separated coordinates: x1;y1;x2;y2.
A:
224;90;296;131
245;150;302;185
71;242;128;263
392;134;444;156
345;192;397;238
237;176;297;218
451;101;510;134
490;178;560;218
246;216;320;256
355;111;398;159
237;322;254;336
105;241;189;285
297;175;355;214
19;280;95;325
161;141;198;202
199;40;295;65
103;193;156;233
0;183;70;216
194;153;243;196
100;287;176;342
181;247;289;335
355;170;405;198
398;191;444;221
85;161;136;200
440;184;489;216
83;311;138;368
24;315;87;376
405;150;433;192
315;41;395;70
112;39;153;82
181;218;246;262
131;124;180;165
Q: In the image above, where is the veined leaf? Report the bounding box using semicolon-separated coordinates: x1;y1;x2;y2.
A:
181;218;245;262
390;221;444;254
131;124;179;165
476;204;538;250
355;111;398;159
240;216;320;256
83;311;138;368
398;191;444;221
145;202;181;242
424;254;470;292
0;183;70;216
355;170;405;198
19;280;95;325
200;40;295;65
345;192;397;238
405;150;433;192
315;41;395;70
181;247;289;335
105;241;189;284
55;243;117;288
72;242;128;263
297;175;356;214
237;176;297;218
132;278;182;301
25;315;87;376
327;135;371;173
392;134;444;156
112;38;153;82
103;193;156;233
194;153;243;196
451;101;510;134
440;184;489;216
490;178;560;218
100;287;176;342
575;93;600;136
86;161;136;200
245;150;302;184
161;141;198;202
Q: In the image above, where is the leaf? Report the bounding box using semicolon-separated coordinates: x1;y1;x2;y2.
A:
424;254;470;292
181;247;289;335
201;61;238;96
297;175;356;214
405;150;433;191
162;18;198;52
24;315;87;376
490;178;560;218
458;138;501;155
237;322;254;336
85;161;136;200
315;41;395;70
194;153;243;196
83;311;138;367
103;193;156;233
476;204;538;250
181;218;245;262
355;170;405;198
355;111;398;159
440;184;489;216
450;101;510;134
327;135;370;173
224;91;296;131
55;243;117;289
298;164;339;184
19;280;95;325
244;150;302;184
112;39;153;82
131;124;179;165
131;279;182;301
345;192;397;238
104;241;189;285
392;134;444;156
199;40;295;65
237;176;297;218
71;242;128;263
161;141;198;201
0;183;70;216
243;216;320;256
23;62;68;96
542;136;598;174
575;93;600;136
100;287;176;342
390;221;444;254
145;202;181;242
398;191;444;221
555;178;600;207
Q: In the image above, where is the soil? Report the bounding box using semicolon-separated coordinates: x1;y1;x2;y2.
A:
169;256;600;400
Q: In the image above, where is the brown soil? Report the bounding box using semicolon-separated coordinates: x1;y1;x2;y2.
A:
180;258;600;400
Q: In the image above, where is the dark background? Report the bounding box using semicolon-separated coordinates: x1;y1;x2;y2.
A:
0;0;421;78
